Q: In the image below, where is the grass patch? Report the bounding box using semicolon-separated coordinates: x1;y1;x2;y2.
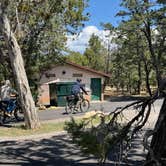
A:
0;121;67;138
0;116;89;138
0;111;108;138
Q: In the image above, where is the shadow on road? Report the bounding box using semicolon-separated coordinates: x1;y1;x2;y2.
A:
108;96;147;102
0;133;146;166
0;134;98;166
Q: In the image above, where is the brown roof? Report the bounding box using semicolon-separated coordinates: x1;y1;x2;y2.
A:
65;61;111;78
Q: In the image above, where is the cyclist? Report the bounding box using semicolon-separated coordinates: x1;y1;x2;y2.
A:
71;79;88;107
0;80;18;116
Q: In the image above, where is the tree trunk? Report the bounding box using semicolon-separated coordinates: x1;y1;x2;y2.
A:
0;10;40;129
140;50;152;96
142;15;162;88
145;98;166;165
137;61;142;94
136;37;142;95
143;61;152;96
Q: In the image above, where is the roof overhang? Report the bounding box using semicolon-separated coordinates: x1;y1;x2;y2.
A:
65;61;111;78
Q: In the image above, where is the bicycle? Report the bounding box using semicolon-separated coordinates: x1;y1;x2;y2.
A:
0;95;23;124
65;92;90;114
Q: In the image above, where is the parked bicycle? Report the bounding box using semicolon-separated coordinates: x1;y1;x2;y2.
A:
0;95;23;124
65;92;90;114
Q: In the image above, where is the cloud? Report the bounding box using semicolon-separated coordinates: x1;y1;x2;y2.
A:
66;26;114;53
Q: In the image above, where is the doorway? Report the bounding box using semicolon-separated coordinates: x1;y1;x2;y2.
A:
91;78;101;101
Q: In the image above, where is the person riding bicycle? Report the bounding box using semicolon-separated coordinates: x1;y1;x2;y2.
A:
0;80;18;117
71;79;88;107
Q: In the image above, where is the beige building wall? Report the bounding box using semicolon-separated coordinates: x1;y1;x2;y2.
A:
38;64;105;105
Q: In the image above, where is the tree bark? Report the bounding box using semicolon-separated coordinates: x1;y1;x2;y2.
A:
142;18;162;88
137;61;141;94
143;59;152;96
139;48;152;96
0;8;40;129
145;98;166;165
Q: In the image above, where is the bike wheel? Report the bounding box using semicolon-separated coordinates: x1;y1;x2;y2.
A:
14;108;24;121
65;101;75;114
0;110;4;125
80;99;90;112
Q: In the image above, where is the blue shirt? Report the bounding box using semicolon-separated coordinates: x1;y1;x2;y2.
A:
71;82;83;95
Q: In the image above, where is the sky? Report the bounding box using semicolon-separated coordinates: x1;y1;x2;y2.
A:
67;0;123;53
84;0;122;28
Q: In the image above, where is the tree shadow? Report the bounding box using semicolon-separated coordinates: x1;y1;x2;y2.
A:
0;134;99;166
105;130;148;166
108;96;147;102
0;132;147;166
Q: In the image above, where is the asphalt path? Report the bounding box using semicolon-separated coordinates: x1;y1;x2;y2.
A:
38;100;132;121
38;96;163;122
1;97;163;125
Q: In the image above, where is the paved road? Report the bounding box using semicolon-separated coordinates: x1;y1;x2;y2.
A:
38;101;132;121
0;132;148;166
38;97;163;121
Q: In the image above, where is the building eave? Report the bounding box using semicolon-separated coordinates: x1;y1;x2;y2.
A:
65;61;111;78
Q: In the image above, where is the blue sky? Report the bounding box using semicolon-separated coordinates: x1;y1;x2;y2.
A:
67;0;123;53
85;0;122;28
